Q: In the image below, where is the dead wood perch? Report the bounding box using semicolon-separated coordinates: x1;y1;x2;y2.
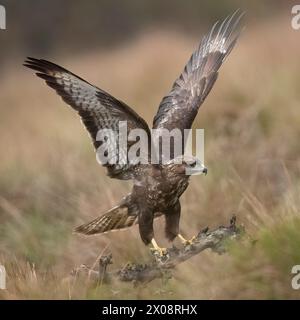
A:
72;216;242;284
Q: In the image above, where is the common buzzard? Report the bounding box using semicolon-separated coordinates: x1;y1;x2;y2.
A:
24;11;243;256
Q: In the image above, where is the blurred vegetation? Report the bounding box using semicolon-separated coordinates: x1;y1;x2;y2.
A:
0;0;292;66
0;1;300;299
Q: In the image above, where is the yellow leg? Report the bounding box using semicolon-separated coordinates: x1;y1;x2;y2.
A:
178;234;196;246
150;238;167;256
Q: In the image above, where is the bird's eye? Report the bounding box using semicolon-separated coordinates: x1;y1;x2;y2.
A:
190;161;197;167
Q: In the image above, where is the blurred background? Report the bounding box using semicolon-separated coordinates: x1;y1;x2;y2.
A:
1;0;300;299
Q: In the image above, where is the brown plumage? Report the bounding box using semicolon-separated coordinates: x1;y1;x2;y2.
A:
24;12;243;248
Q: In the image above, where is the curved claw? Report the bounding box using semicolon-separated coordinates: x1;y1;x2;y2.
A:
150;246;167;257
150;238;168;258
178;234;196;246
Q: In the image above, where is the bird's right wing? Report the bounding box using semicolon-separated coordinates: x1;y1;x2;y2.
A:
24;58;151;180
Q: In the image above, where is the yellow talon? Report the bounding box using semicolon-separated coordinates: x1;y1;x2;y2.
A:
150;238;167;256
178;234;196;246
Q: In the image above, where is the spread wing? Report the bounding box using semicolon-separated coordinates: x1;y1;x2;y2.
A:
153;11;244;132
24;58;150;180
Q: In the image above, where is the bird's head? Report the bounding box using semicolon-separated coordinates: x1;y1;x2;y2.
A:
164;155;207;176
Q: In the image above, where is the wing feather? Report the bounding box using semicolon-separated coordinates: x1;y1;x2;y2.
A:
24;58;150;179
153;10;244;132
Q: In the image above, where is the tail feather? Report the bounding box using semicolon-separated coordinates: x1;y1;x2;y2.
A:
74;194;165;236
74;194;138;235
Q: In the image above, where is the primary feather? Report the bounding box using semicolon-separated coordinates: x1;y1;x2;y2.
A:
153;10;244;132
23;58;151;180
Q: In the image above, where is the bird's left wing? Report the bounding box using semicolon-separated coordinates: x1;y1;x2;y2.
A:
24;58;151;180
153;11;244;132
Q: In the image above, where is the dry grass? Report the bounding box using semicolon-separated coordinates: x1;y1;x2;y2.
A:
1;16;300;299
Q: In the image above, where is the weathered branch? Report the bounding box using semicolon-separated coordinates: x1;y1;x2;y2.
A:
71;216;242;285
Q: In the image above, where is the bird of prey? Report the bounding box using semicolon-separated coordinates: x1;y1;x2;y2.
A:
24;12;243;257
